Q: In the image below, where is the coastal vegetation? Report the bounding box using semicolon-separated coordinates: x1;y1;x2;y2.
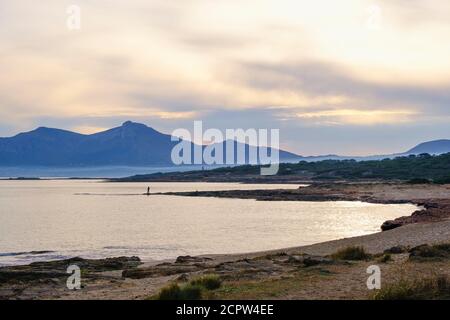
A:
157;283;203;300
408;243;450;261
189;274;222;290
117;153;450;183
275;153;450;181
373;275;450;300
377;253;392;263
330;246;371;261
155;275;222;300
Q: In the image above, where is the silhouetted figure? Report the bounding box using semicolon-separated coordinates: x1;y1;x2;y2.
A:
146;186;150;195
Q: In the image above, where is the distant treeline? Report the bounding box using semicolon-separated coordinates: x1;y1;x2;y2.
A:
210;153;450;183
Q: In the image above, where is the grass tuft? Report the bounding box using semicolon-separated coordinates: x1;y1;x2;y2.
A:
331;246;371;261
155;274;222;300
409;243;450;261
190;274;222;290
373;275;450;300
157;283;181;300
377;253;392;263
157;283;203;300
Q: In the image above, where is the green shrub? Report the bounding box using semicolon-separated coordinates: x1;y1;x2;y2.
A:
157;283;203;300
331;246;371;261
373;275;450;300
156;274;223;300
378;253;392;263
409;243;450;261
178;284;203;300
157;283;181;300
190;274;222;290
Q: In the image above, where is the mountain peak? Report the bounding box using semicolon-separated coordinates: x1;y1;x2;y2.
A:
120;121;152;130
122;120;135;127
35;126;54;131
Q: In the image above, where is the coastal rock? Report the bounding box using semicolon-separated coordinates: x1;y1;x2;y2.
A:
0;270;68;283
384;245;408;254
302;256;334;267
381;220;403;231
408;244;450;260
287;255;304;263
175;255;212;264
0;256;142;284
215;259;282;278
122;265;202;279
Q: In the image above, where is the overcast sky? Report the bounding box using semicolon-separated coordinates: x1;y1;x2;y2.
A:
1;0;450;155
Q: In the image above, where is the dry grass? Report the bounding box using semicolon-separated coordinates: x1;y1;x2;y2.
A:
409;243;450;261
373;275;450;300
154;274;222;300
331;246;371;261
190;274;222;290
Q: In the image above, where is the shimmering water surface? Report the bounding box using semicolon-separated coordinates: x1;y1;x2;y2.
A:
0;180;416;266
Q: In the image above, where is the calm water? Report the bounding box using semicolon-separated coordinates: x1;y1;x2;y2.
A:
0;165;220;179
0;180;416;266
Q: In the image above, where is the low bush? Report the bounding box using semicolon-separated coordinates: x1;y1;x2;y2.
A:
157;283;203;300
409;243;450;261
331;246;371;261
190;274;222;290
156;274;222;300
377;253;392;263
373;275;450;300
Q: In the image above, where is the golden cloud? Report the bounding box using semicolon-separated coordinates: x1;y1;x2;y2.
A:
295;109;419;125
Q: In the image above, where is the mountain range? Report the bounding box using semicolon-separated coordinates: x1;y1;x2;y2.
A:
0;121;299;166
0;121;449;167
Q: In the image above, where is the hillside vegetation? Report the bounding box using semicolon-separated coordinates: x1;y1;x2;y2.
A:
121;153;450;183
269;153;450;181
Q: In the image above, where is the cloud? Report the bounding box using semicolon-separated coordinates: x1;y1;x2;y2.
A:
294;109;418;125
234;60;450;123
1;0;450;155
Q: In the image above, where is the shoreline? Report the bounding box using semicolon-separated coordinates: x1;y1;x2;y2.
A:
1;218;449;300
156;182;450;230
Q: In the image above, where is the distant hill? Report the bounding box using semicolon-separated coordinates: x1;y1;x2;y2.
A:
0;121;301;166
406;139;450;155
116;152;450;183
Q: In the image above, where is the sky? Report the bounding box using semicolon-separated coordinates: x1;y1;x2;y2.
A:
1;0;450;156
